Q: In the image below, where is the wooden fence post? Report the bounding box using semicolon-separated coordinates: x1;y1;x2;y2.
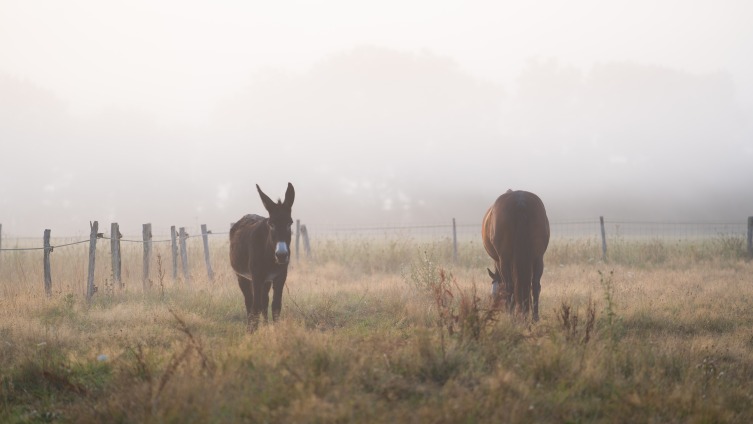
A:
452;218;458;262
600;216;608;261
747;216;753;259
201;224;214;281
179;227;190;284
295;219;301;263
86;221;98;301
170;226;179;281
111;222;122;288
300;224;311;258
44;229;52;297
142;223;152;290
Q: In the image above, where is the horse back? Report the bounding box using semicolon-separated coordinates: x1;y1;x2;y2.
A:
484;190;550;259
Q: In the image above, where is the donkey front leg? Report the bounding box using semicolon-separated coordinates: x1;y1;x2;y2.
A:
271;279;285;322
256;280;272;324
238;276;254;329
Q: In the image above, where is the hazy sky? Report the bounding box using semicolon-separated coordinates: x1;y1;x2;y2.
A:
1;0;752;236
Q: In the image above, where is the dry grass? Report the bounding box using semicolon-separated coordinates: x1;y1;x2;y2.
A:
1;235;752;423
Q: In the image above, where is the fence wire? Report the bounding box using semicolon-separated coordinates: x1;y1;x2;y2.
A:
305;220;748;242
0;220;749;252
0;230;230;252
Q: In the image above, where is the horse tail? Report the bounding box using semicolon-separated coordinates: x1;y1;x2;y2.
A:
511;199;533;317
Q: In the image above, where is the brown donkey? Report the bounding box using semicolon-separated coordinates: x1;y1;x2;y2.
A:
230;183;295;331
482;189;550;321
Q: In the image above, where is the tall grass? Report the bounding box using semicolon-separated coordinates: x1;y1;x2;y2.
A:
0;235;752;422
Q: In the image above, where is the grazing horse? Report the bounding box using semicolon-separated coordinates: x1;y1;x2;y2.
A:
482;189;550;321
230;183;295;331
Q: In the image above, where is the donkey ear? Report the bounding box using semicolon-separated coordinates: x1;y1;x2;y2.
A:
487;268;496;279
283;182;295;209
256;184;276;213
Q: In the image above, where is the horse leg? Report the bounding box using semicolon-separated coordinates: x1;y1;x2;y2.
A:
520;282;531;319
271;278;285;322
237;276;254;330
500;260;514;315
517;262;532;320
490;262;503;308
532;256;544;322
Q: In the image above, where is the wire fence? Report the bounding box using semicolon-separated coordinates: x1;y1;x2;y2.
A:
1;218;751;252
0;232;229;251
0;217;751;299
303;219;750;242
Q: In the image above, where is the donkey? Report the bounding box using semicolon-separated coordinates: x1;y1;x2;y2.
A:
482;189;550;321
229;183;295;331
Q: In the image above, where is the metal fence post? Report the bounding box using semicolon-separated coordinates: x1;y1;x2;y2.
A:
201;224;214;280
748;216;753;259
301;224;311;258
171;226;179;281
142;223;152;290
111;222;122;288
452;218;458;262
600;216;608;261
86;221;98;301
179;227;190;285
44;229;52;297
295;219;301;263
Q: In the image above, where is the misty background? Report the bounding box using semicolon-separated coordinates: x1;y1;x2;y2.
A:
1;0;752;237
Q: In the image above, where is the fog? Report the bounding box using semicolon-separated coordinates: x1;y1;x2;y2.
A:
1;1;752;236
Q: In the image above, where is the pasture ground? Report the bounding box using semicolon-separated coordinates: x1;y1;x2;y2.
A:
1;237;752;423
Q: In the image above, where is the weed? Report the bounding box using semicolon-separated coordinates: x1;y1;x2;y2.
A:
598;269;622;346
426;268;502;345
404;249;441;294
122;307;214;419
157;253;166;301
712;233;745;259
557;298;596;345
103;276;115;297
167;307;213;375
62;293;75;315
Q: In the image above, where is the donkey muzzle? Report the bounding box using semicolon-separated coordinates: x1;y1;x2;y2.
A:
275;241;290;264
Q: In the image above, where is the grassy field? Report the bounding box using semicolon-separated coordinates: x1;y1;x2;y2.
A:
1;235;752;423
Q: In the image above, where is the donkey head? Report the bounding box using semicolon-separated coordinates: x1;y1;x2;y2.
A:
257;183;295;265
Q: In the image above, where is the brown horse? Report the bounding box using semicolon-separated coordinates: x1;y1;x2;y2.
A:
230;183;295;331
482;189;550;321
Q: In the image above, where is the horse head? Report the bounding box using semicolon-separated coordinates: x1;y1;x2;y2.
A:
487;267;501;297
257;183;295;265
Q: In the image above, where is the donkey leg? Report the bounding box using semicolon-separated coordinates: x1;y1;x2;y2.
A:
258;280;272;323
271;279;285;322
238;276;254;329
532;256;544;322
248;281;266;331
